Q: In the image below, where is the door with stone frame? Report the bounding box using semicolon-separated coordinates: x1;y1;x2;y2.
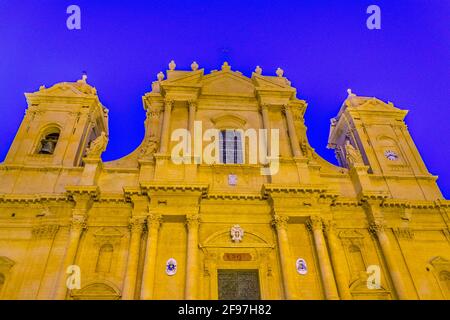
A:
218;269;261;300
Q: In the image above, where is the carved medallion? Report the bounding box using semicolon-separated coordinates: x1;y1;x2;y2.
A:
230;225;244;243
296;258;308;275
166;258;177;276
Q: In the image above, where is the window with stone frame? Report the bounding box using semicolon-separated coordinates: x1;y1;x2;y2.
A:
219;130;243;164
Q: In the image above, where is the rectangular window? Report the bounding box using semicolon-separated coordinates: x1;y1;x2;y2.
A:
219;130;243;164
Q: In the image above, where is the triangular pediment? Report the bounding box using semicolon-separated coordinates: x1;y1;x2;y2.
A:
29;81;97;97
252;73;291;90
163;69;204;86
202;71;255;96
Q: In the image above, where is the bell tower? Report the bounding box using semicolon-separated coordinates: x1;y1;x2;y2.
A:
328;90;432;176
327;90;443;200
4;75;108;167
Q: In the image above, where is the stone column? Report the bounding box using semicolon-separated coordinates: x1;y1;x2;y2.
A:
272;214;297;299
283;104;302;157
140;213;162;300
323;220;352;300
21;224;60;299
185;214;200;299
259;104;270;152
370;220;411;299
260;103;270;130
188;100;197;134
188;101;197;159
122;217;145;300
307;216;339;300
159;99;173;154
54;215;86;300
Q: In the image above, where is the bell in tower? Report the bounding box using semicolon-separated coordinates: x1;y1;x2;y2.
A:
39;132;60;155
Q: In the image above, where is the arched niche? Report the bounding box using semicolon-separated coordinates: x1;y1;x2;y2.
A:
70;281;121;300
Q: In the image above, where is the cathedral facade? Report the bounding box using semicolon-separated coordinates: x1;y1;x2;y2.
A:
0;62;448;300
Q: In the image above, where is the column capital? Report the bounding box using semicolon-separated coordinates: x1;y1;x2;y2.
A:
186;214;200;229
164;99;174;110
369;219;387;235
188;100;198;110
129;217;146;233
272;214;289;230
146;213;162;231
71;215;87;232
281;103;292;114
259;103;270;112
323;220;337;235
307;215;323;231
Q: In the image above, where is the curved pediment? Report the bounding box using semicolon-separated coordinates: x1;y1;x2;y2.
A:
202;71;255;96
202;228;273;248
211;114;247;129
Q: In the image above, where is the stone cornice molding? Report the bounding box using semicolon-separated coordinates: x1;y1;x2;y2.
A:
358;191;390;204
66;185;100;201
0;194;67;204
140;182;209;196
205;193;264;201
262;183;328;197
333;197;360;207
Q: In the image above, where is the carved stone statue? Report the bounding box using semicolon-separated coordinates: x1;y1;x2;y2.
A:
300;140;316;159
139;135;159;159
86;132;108;158
345;140;363;166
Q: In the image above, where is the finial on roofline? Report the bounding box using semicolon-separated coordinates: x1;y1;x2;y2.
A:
347;88;356;97
157;71;165;82
168;60;176;71
276;67;284;77
191;61;199;71
255;66;262;75
221;61;231;71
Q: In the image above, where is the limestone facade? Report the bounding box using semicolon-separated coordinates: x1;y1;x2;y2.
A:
0;62;448;300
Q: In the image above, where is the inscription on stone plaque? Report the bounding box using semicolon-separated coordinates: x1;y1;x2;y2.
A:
223;253;252;261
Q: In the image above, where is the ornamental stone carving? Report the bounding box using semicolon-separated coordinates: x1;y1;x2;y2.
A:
71;215;87;231
186;214;200;229
147;213;162;230
345;140;363;167
230;225;244;243
129;217;146;234
272;215;289;230
307;216;323;231
139;135;159;159
85;132;108;158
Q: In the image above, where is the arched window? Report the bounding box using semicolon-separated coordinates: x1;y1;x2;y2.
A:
0;273;5;295
37;128;60;155
96;244;113;273
219;130;243;164
349;245;365;273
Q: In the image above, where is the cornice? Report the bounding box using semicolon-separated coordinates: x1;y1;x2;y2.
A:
140;182;209;195
205;192;264;201
262;183;328;196
65;185;100;200
0;193;68;204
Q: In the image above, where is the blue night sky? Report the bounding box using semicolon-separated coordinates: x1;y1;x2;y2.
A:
0;1;449;198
